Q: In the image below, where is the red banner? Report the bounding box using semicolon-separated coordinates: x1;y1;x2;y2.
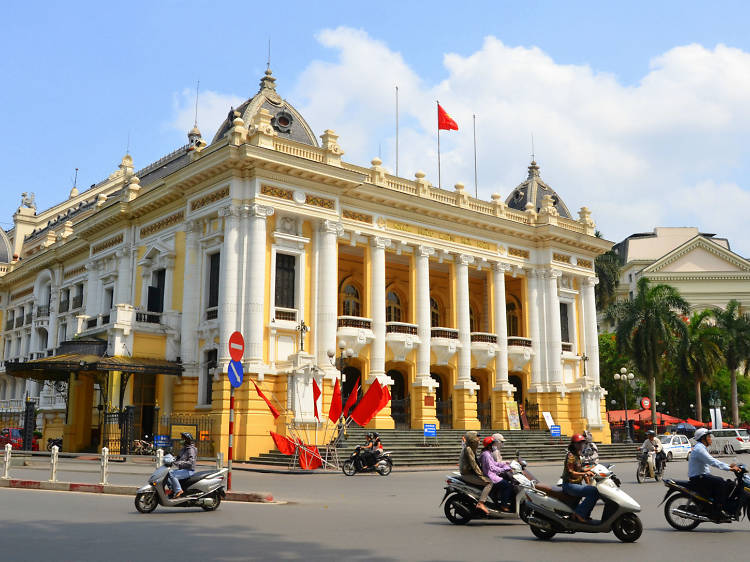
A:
298;444;323;470
270;431;296;455
313;378;321;420
438;103;459;131
328;379;342;423
251;379;281;419
343;377;360;418
350;379;385;426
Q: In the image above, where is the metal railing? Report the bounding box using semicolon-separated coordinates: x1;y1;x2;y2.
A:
86;318;98;329
273;307;297;322
101;313;111;325
385;322;418;335
71;296;83;309
431;327;459;339
35;305;49;318
5;319;13;331
205;307;218;321
24;314;32;325
508;337;532;347
561;342;573;352
470;332;497;344
337;316;372;330
136;311;161;324
58;300;69;313
14;317;23;328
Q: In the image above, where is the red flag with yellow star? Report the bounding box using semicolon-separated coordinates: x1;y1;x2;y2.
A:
437;103;458;131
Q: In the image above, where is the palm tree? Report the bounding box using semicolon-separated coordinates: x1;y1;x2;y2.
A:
606;277;689;429
713;300;750;426
595;249;622;310
678;310;724;422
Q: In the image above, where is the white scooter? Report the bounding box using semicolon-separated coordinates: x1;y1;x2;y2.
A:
524;462;643;542
134;454;228;513
441;457;534;524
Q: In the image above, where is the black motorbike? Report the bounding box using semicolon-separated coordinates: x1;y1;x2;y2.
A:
636;450;665;483
342;445;393;476
662;464;750;529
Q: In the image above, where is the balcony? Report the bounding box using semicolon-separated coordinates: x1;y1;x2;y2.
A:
562;341;574;353
136;310;162;324
430;327;460;365
5;319;13;331
15;317;23;328
71;295;83;310
59;299;70;313
385;322;420;362
0;398;24;411
470;332;497;368
35;305;49;318
205;307;218;321
273;307;298;323
336;316;374;357
508;336;534;371
24;313;32;325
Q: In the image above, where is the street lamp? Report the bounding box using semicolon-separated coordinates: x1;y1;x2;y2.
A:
613;367;635;443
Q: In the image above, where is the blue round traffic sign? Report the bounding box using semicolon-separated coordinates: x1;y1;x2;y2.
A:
228;360;244;388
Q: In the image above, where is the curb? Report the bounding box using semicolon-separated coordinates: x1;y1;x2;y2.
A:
0;478;274;503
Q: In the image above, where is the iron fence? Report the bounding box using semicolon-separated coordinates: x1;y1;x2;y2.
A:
391;397;410;429
101;407;135;455
437;398;452;429
478;400;492;429
159;413;215;457
523;400;540;430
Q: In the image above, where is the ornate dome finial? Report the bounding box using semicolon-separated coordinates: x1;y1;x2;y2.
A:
260;67;277;92
527;159;540;180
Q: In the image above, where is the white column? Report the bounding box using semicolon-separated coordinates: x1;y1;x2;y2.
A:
493;262;511;390
544;268;563;385
85;262;98;317
415;245;434;381
316;220;342;374
370;237;391;379
115;248;132;305
527;270;542;386
455;254;474;384
245;205;274;365
179;220;201;372
218;206;241;367
581;277;601;386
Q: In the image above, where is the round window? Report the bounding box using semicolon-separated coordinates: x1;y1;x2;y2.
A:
272;110;293;133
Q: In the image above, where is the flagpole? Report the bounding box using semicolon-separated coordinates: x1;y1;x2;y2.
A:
473;114;478;198
436;101;441;189
395;85;399;176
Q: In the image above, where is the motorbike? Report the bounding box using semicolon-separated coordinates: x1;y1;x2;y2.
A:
662;464;750;530
636;450;665;483
47;437;63;452
524;462;643;542
134;454;227;513
342;446;393;476
132;436;156;456
440;455;534;525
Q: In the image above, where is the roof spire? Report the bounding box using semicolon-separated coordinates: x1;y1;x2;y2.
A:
260;41;277;93
527;159;540;179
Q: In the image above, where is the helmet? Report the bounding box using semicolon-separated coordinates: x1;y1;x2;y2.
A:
570;434;586;443
492;433;506;444
372;432;380;439
482;436;495;448
694;428;711;442
646;430;656;437
180;432;194;444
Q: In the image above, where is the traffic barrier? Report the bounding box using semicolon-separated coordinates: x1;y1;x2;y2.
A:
2;443;11;479
100;447;109;485
155;448;164;469
217;452;224;470
49;445;59;482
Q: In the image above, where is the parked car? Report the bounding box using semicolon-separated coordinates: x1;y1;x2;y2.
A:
0;427;40;451
709;428;750;454
658;434;691;461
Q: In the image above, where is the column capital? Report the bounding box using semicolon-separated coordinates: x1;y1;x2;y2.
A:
218;205;241;219
417;245;435;258
457;253;474;266
371;236;391;250
184;219;201;234
541;267;562;280
493;261;512;272
115;247;131;259
246;204;275;219
320;219;344;236
582;276;599;287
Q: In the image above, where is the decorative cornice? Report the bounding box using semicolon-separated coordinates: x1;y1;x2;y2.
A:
10;286;33;301
644;235;750;274
552;252;571;264
306;194;335;210
63;265;86;280
343;209;373;224
140;211;184;238
190;185;230;212
91;234;123;255
260;184;293;201
576;258;593;269
508;247;530;259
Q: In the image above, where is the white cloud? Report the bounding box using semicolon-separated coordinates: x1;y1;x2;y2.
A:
170;88;244;143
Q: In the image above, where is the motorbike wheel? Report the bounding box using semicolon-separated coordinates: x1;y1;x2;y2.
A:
443;495;473;525
636;463;646;483
667;451;673;462
342;460;357;476
201;492;222;512
664;494;701;531
134;492;158;514
612;513;643;543
655;464;663;482
46;441;54;452
529;518;556;540
376;458;393;476
518;501;531;523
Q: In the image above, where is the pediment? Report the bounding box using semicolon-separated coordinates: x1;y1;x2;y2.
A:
644;236;750;274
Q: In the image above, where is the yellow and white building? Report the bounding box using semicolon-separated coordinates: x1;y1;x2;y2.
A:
0;70;612;458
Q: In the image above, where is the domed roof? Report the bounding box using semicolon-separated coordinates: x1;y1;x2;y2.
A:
212;68;319;147
0;228;11;263
505;160;572;219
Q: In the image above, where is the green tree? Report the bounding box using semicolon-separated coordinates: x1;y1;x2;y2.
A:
594;249;622;310
606;277;689;429
678;310;724;422
713;300;750;426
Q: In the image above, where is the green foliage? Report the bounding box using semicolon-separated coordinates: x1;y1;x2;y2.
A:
594;250;622;310
713;300;750;425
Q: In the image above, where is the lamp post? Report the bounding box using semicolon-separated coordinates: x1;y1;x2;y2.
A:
613;367;635;443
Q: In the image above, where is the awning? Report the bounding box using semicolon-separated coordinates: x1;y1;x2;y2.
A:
4;353;183;381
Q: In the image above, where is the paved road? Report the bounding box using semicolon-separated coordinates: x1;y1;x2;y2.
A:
1;458;748;561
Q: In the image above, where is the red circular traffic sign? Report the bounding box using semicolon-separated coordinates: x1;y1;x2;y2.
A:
641;397;651;410
228;331;245;362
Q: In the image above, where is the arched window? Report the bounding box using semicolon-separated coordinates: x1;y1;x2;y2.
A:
430;297;441;327
386;291;402;322
507;299;520;337
342;284;361;317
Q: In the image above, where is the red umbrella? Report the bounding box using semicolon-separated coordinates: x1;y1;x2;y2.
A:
686;418;705;428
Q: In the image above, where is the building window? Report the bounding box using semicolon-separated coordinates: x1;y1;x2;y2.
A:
386;291;402;322
206;252;220;317
469;306;478;332
341;284;361;317
147;269;166;313
203;349;217;405
430;297;441;326
507;302;520;337
59;288;70;313
104;287;114;312
560;302;571;343
274;253;296;309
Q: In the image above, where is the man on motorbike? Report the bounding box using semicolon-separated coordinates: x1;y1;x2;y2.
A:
360;432;377;468
479;436;513;511
459;431;492;515
689;428;741;518
491;433;506;462
582;430;599;464
641;430;665;473
167;432;197;498
562;434;600;523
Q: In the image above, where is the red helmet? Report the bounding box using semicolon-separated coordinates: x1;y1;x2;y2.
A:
570;434;586;443
482;436;494;447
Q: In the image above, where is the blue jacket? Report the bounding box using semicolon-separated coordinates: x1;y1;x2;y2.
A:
688;442;730;478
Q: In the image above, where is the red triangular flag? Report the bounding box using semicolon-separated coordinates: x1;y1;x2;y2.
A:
438;103;458;131
312;378;321;420
270;431;296;455
328;379;342;423
343;376;360;418
350;380;385;426
378;383;391;411
298;444;323;470
251;378;280;419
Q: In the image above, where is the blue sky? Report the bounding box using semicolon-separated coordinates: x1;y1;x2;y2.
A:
2;1;749;255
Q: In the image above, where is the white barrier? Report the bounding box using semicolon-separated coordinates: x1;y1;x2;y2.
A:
155;448;164;469
100;447;109;485
216;452;224;470
2;443;10;479
49;445;59;482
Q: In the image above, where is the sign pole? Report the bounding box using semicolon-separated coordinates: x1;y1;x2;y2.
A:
228;386;234;491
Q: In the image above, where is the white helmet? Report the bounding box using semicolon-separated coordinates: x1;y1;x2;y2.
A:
694;428;710;442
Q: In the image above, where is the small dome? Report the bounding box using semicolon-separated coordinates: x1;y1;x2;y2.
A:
188;125;202;137
505;160;572;219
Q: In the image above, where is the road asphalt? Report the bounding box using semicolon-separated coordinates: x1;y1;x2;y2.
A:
1;456;748;561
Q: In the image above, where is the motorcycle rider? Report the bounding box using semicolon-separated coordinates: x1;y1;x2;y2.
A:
491;433;506;462
689;428;741;518
459;431;492;515
360;432;375;468
167;432;197;498
641;430;665;474
371;432;383;463
582;430;599;464
561;434;600;523
479;436;513;511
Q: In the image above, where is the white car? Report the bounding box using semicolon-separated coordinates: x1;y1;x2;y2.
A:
710;429;750;453
658;434;692;461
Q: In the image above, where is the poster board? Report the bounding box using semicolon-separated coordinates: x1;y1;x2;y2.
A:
542;411;555;429
506;403;522;430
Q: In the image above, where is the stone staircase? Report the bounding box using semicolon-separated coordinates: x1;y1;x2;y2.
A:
247;427;639;468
